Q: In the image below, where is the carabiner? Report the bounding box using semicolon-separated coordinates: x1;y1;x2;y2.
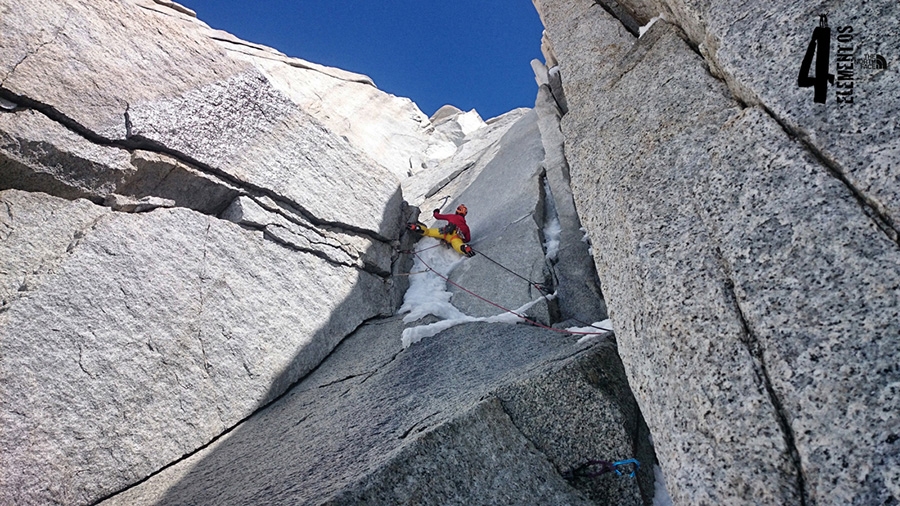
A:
613;459;640;478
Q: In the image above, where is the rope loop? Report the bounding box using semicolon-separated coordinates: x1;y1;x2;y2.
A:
562;458;640;480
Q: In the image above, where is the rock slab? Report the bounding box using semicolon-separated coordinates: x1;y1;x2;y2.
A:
535;0;900;503
101;319;653;506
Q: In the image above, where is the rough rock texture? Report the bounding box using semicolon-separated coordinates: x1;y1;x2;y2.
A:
535;0;900;504
100;318;651;506
603;0;900;242
225;42;459;179
401;102;608;327
438;110;552;319
221;195;394;276
0;109;136;202
532;63;608;327
1;0;653;505
0;191;394;505
0;0;402;239
0;189;110;309
399;108;549;321
0;1;416;503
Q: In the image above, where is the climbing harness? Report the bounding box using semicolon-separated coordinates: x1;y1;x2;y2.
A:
562;458;640;480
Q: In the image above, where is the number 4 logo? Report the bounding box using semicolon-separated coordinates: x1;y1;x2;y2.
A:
798;14;836;103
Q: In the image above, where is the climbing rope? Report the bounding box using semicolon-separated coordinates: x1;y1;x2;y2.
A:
469;246;612;333
411;250;611;337
562;458;640;480
471;247;549;292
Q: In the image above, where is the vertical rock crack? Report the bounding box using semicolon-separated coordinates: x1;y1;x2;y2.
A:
714;247;809;506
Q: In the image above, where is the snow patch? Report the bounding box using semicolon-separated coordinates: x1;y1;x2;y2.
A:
653;465;674;506
570;319;613;344
398;237;556;348
401;292;555;349
457;109;486;136
544;218;561;262
542;177;561;262
398;238;468;324
639;15;666;38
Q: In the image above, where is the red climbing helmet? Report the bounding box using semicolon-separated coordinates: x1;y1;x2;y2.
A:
456;204;468;216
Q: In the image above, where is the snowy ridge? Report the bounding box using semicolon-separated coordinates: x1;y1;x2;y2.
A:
398;238;556;348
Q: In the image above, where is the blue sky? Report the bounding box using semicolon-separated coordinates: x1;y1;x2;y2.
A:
176;1;546;120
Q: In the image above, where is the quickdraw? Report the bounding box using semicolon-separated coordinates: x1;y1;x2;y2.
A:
562;458;640;480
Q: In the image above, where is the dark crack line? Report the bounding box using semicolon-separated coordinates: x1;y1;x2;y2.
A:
359;348;404;388
759;105;900;247
0;87;395;245
423;161;476;200
209;37;374;86
146;164;178;197
1;200;14;241
713;247;809;506
88;313;394;506
639;11;900;247
66;213;108;255
591;0;639;38
210;36;280;55
398;410;442;440
316;370;376;389
2;55;29;88
195;221;213;377
2;12;71;86
492;396;573;481
265;221;353;259
261;227;390;278
135;2;195;18
250;196;322;236
77;344;94;379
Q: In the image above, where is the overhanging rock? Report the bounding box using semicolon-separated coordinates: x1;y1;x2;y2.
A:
0;0;403;240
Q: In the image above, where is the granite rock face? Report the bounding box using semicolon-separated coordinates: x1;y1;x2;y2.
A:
100;319;652;506
0;0;418;503
535;0;900;504
1;1;640;505
401;102;607;327
0;190;394;505
0;0;402;238
597;0;900;241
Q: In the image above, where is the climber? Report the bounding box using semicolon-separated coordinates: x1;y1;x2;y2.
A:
408;204;475;257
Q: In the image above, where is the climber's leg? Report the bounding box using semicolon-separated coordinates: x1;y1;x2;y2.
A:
420;227;443;239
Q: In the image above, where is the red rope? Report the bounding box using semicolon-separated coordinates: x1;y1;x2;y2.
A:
412;251;611;337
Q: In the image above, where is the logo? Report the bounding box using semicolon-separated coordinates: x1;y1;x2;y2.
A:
797;15;834;104
857;54;888;70
797;15;889;105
